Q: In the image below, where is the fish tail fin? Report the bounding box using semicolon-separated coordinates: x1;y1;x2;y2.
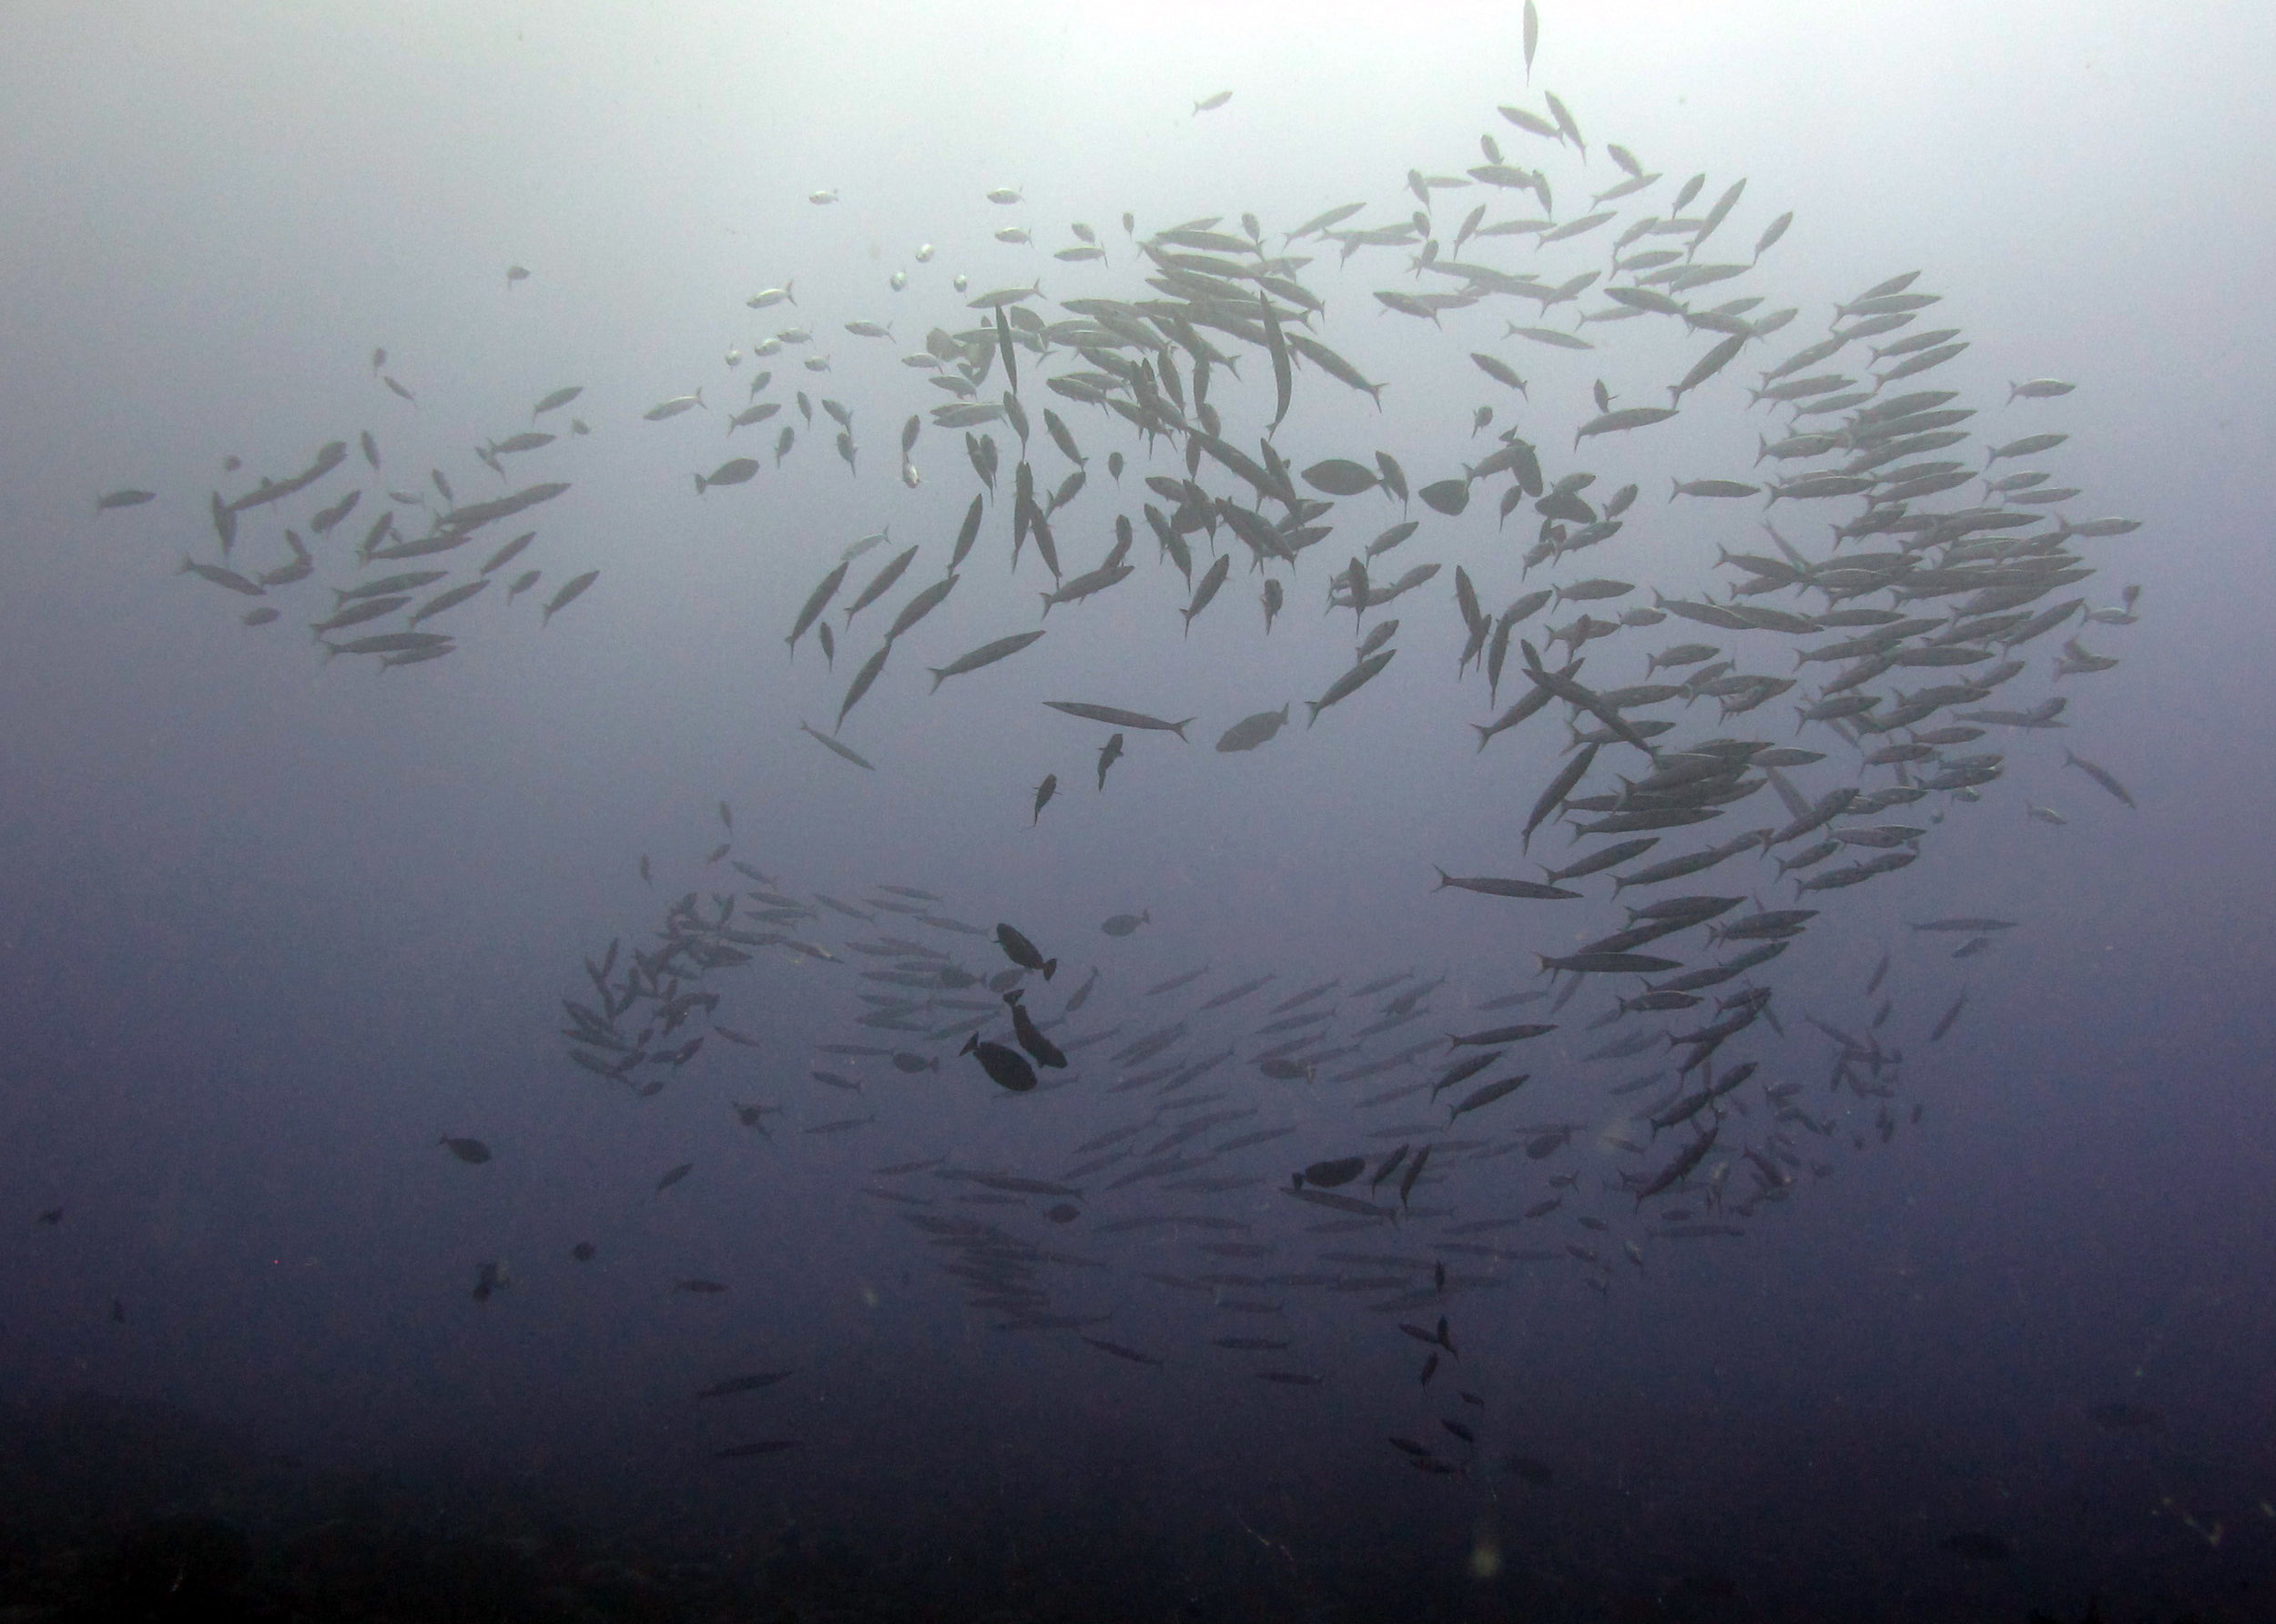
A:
1305;701;1323;727
1039;592;1053;616
695;387;706;407
927;668;947;693
1041;959;1057;980
1172;718;1193;741
693;474;706;495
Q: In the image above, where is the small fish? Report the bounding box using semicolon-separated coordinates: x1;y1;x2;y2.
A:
1299;1156;1365;1188
1215;705;1290;754
1094;732;1124;791
1193;89;1234;116
1433;869;1578;901
438;1136;492;1164
929;630;1046;692
1031;772;1058;825
963;1031;1039;1093
1044;701;1194;739
995;923;1057;979
541;569;598;624
1306;649;1395;726
2062;749;2137;809
695;457;759;494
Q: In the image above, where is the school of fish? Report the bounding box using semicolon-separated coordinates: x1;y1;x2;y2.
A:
94;2;2146;1479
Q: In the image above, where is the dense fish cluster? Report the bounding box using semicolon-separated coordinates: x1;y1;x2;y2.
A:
537;819;2058;1472
95;4;2145;1476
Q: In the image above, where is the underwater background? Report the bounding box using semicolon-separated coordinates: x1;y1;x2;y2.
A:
3;3;2273;1618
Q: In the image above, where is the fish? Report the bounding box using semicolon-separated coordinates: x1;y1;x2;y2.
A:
844;546;920;625
1006;994;1068;1068
836;641;891;729
1432;870;1579;901
541;570;598;624
1181;554;1231;634
479;531;536;575
1299;1156;1366;1189
1102;909;1148;937
1193;90;1233;116
962;1032;1039;1092
1449;1074;1529;1121
2062;748;2137;808
182;558;267;598
531;386;583;421
798;721;875;771
408;580;486;626
1044;701;1194;739
438;1136;492;1164
929;630;1045;692
1214;705;1289;753
787;562;849;654
884;574;959;646
1031;773;1057;825
1307;649;1395;726
995;924;1056;979
694;457;759;493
